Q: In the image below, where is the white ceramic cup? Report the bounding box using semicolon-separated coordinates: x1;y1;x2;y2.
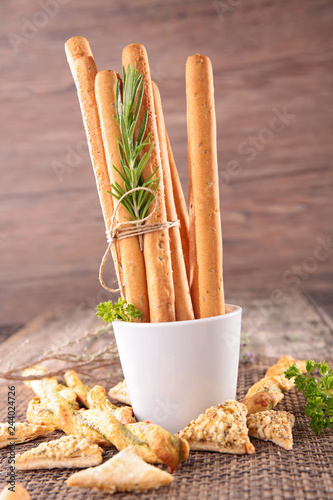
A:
113;304;242;434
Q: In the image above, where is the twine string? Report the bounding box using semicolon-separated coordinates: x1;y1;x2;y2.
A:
99;187;180;293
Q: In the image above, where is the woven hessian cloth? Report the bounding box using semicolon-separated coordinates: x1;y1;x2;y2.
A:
0;356;332;499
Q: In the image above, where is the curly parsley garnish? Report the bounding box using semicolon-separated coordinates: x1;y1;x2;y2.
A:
96;298;142;323
285;360;333;435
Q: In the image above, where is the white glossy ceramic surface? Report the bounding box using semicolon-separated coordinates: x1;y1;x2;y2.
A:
113;304;242;434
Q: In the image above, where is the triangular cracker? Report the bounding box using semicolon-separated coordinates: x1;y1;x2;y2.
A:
178;400;255;454
243;377;285;414
67;446;173;493
247;410;295;450
0;422;55;449
108;380;131;405
15;435;103;469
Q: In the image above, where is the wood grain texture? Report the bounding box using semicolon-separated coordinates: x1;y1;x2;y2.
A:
0;0;332;323
0;290;332;388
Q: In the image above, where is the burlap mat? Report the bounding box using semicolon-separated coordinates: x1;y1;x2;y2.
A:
0;356;332;500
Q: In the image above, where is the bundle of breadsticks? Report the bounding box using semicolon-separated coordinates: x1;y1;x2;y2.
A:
65;37;225;322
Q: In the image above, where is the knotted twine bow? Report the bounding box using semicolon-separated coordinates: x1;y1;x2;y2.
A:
99;186;180;293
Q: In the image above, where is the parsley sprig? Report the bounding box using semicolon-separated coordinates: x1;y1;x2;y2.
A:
285;360;333;435
96;298;142;323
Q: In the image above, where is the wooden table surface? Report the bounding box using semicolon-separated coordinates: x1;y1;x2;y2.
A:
1;289;332;387
1;0;333;327
0;289;332;499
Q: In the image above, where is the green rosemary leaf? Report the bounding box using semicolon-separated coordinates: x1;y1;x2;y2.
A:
114;180;126;196
136;110;148;145
140;181;160;219
122;65;131;117
122;66;126;90
109;183;123;197
129;121;136;144
135;153;149;184
115;135;126;158
109;190;136;221
142;165;160;186
132;142;149;163
133;75;144;124
109;64;159;225
136;143;154;180
115;79;121;123
119;116;131;162
112;165;127;186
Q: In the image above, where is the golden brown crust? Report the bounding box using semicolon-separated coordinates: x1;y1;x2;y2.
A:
127;421;189;472
0;422;55;449
245;377;287;400
178;400;255;454
52;398;114;447
88;385;136;424
108;380;131;406
247;410;295;450
23;365;78;409
186;54;225;318
243;376;288;414
95;69;150;322
28;395;113;447
243;390;284;415
265;356;307;378
67;446;173;493
122;43;175;323
94;416;189;470
82;409;162;463
244;356;307;414
64;372;135;424
65;36;93;70
65;37;124;297
165;131;190;282
72;55;113;231
27;397;60;429
34;394;186;470
15;435;103;470
152;81;194;321
82;409;189;470
64;370;90;407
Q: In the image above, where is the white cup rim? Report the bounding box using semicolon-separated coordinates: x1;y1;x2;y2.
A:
113;303;242;328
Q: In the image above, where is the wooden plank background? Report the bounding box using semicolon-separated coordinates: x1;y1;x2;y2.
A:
0;0;332;325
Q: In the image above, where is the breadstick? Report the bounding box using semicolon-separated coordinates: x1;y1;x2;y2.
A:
65;36;93;72
95;70;150;322
186;54;225;318
152;82;194;321
165;131;190;282
65;37;125;298
122;44;175;322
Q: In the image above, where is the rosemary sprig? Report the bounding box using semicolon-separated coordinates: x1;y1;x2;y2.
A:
108;63;160;228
